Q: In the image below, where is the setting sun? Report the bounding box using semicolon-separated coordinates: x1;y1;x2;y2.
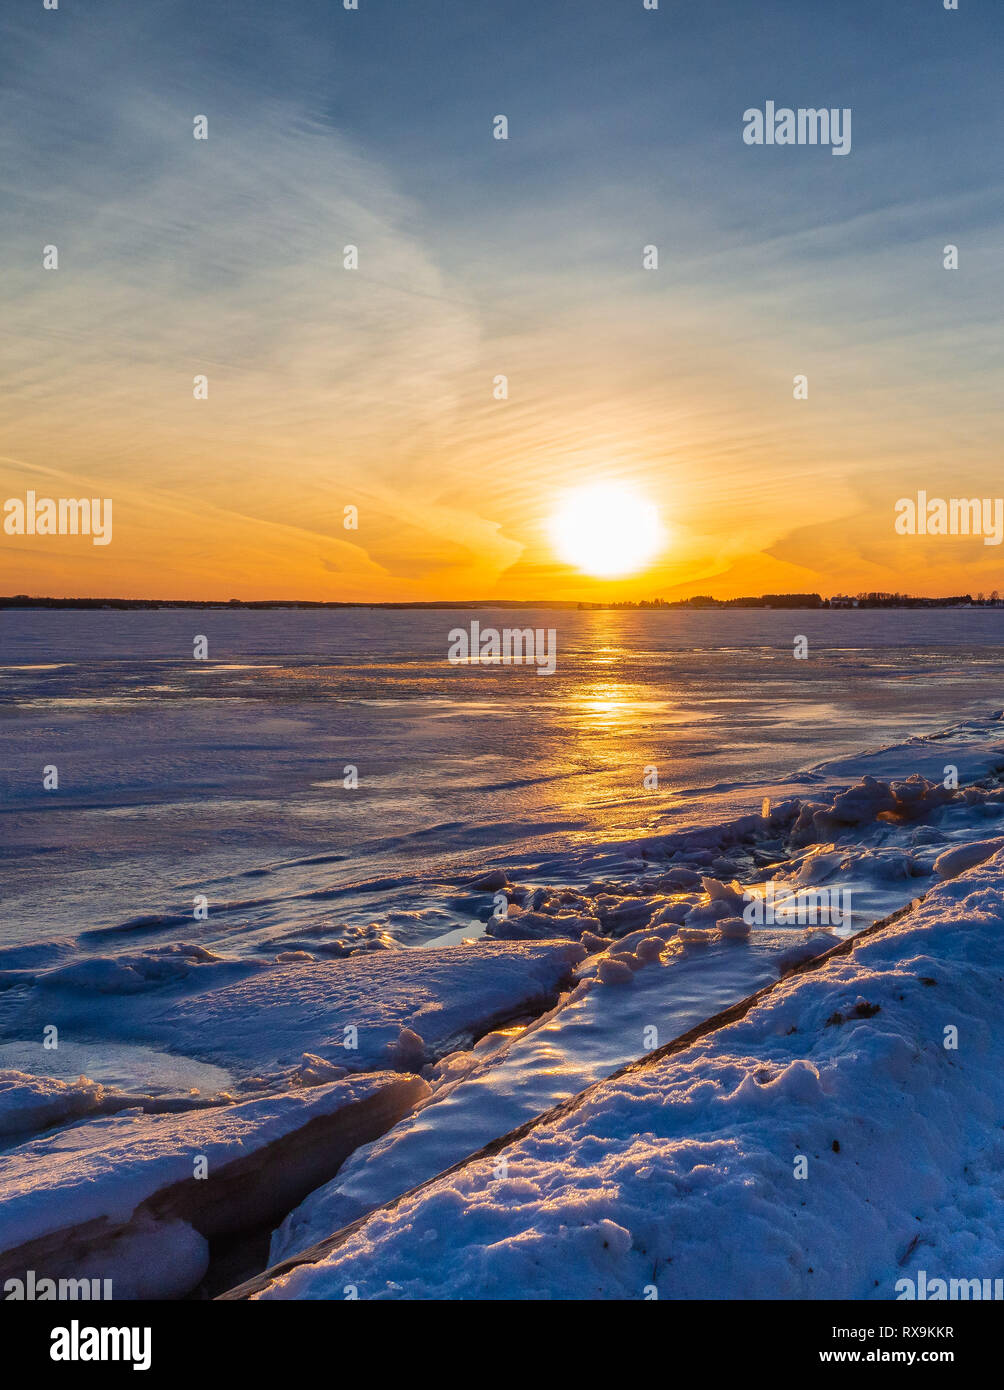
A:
549;482;664;578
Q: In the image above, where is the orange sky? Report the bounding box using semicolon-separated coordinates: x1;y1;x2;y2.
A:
2;6;1001;603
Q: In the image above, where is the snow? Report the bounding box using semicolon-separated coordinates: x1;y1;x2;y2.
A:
0;1070;105;1137
130;941;585;1075
269;925;808;1263
10;723;1004;1298
4;941;583;1089
933;837;1004;880
0;1072;427;1299
256;850;1004;1299
6;649;1004;1300
0;1056;236;1144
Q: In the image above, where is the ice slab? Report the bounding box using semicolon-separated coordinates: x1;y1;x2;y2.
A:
0;1072;428;1299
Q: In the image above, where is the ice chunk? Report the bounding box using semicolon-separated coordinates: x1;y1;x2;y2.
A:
934;837;1004;880
104;941;583;1076
0;1072;428;1300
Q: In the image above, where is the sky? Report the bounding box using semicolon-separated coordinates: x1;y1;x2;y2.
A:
1;0;1001;602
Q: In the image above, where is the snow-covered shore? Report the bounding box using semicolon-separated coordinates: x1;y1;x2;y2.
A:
253;848;1004;1300
4;713;1004;1300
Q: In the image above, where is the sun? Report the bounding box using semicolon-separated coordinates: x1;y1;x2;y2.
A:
549;482;664;578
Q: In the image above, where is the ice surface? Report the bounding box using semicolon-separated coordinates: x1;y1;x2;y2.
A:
5;607;1004;956
0;1040;232;1099
6;610;1004;1298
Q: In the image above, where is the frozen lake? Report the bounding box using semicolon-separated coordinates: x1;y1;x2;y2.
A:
3;605;1004;952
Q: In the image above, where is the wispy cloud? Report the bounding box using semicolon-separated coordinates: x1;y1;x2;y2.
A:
2;0;1001;598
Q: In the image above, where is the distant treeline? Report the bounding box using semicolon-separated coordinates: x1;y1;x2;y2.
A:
590;592;997;610
0;596;586;610
0;592;998;611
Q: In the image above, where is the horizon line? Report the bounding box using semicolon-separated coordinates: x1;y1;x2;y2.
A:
1;592;998;611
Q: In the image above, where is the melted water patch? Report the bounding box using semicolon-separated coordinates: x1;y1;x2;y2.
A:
0;1040;233;1096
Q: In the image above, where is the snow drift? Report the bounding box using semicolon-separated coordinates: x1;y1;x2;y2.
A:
250;851;1004;1300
